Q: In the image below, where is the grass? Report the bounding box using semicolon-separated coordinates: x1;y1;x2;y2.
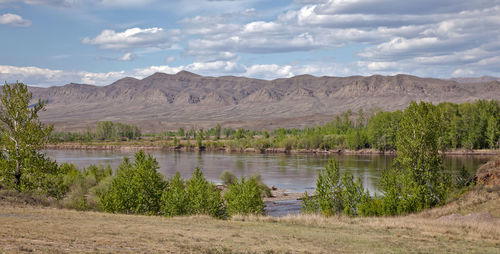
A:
1;199;499;253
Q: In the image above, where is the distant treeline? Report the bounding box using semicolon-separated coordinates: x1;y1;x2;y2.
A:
157;99;499;151
51;121;141;142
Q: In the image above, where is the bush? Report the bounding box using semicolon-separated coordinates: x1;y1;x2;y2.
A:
220;171;237;186
455;165;473;189
301;191;318;214
341;171;364;217
225;176;265;216
161;172;188;217
185;168;226;218
302;158;365;216
99;151;166;215
358;192;383;217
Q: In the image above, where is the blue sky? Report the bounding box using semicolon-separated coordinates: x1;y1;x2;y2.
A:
1;0;500;87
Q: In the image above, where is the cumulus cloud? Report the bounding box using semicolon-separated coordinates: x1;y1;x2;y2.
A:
82;27;180;50
178;0;500;77
0;13;31;26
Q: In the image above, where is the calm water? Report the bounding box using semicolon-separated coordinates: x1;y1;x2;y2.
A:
43;149;492;194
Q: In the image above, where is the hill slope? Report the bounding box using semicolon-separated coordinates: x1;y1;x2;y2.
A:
30;71;500;132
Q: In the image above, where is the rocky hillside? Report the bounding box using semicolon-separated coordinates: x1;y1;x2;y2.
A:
30;71;500;132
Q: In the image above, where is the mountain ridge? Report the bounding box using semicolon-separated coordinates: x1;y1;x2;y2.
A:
29;72;500;132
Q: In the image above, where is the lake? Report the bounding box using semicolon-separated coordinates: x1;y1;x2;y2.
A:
43;149;492;194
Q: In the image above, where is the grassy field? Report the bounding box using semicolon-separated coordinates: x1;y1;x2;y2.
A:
1;191;499;254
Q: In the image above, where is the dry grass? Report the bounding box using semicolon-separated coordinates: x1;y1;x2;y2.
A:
1;202;499;254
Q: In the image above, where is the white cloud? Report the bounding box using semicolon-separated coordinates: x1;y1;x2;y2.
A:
118;52;135;61
0;65;128;87
244;64;294;79
82;27;180;50
133;65;184;77
452;69;475;77
0;13;31;26
78;70;127;85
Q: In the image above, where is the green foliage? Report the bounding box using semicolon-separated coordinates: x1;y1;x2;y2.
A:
302;158;365;216
341;171;364;216
358;193;383;217
161;172;188;217
455;165;473;189
0;82;56;193
50;121;141;142
185;168;226;218
220;170;237;186
380;101;450;215
301;191;319;214
99;151;165;215
224;176;265;216
251;174;272;198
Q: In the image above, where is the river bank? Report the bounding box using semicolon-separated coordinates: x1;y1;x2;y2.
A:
44;142;500;156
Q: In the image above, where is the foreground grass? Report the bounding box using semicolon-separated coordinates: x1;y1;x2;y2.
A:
1;201;499;254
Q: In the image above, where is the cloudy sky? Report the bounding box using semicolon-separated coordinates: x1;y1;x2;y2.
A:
1;0;499;87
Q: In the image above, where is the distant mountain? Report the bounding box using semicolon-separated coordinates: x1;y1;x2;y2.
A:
30;71;500;132
451;76;500;83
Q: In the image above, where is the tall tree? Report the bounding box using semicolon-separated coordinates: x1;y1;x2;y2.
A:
0;82;53;191
382;101;449;214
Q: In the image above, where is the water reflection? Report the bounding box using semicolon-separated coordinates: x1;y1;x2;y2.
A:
43;150;492;193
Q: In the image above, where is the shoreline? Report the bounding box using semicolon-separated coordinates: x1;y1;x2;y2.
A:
44;143;500;156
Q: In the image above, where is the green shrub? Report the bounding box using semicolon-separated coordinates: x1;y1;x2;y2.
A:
161;172;188;217
301;191;318;214
455;165;473;189
224;176;265;216
220;171;237;186
358;192;383;217
341;171;364;217
315;158;343;216
302;158;365;216
185;168;226;218
99;151;166;215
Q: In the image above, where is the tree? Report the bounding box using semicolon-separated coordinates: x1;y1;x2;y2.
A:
214;124;221;140
99;151;166;215
0;82;53;191
224;176;264;216
486;115;499;149
381;101;450;214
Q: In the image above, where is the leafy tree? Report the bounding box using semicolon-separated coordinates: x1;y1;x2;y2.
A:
214;124;222;140
99;151;166;215
0;82;53;191
185;168;226;218
381;101;450;214
302;158;365;216
161;172;188;216
224;176;265;216
486;115;499;148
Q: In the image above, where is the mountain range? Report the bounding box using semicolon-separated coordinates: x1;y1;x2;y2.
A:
29;71;500;132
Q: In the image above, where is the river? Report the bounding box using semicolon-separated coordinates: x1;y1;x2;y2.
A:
43;149;492;194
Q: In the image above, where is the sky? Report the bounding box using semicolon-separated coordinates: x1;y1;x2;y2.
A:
0;0;499;87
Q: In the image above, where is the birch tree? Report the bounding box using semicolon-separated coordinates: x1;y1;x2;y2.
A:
0;82;53;191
